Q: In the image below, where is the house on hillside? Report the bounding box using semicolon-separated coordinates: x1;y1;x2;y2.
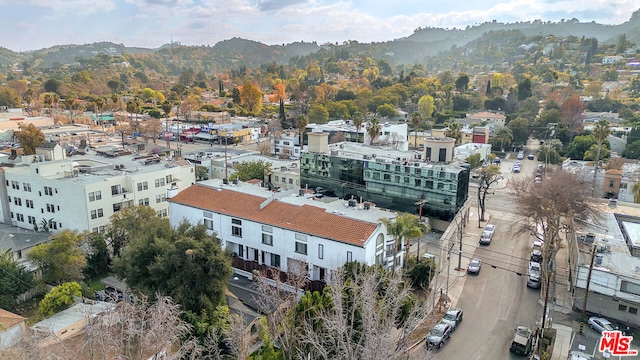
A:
0;309;26;350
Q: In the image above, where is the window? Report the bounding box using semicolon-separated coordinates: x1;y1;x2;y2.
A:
295;241;308;255
204;219;214;230
155;178;166;187
231;219;242;237
111;185;121;195
262;233;273;246
97;208;103;218
262;225;273;233
44;186;53;196
137;181;149;191
16;213;24;222
609;180;615;188
156;194;166;203
318;244;324;259
289;178;293;184
91;210;97;219
46;203;55;213
619;304;628;312
204;211;213;219
23;183;31;192
24;199;33;208
14;197;22;206
415;179;422;187
89;192;95;202
11;181;19;190
95;191;101;200
347;251;353;262
28;216;36;225
383;174;391;181
113;203;122;212
270;254;281;268
630;307;638;315
139;198;149;206
295;233;307;241
238;245;244;258
274;176;279;182
166;175;173;183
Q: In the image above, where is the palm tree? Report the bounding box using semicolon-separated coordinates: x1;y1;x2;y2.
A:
493;127;514;152
592;119;610;195
444;120;463;145
94;97;106;129
352;112;364;143
379;213;423;272
410;112;424;149
366;118;381;145
295;114;309;144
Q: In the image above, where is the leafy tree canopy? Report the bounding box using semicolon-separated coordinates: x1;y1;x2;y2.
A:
28;230;87;285
39;281;82;316
0;249;34;310
14;122;45;155
229;160;271;181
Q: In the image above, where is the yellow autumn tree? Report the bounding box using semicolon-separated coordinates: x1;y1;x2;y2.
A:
240;82;263;114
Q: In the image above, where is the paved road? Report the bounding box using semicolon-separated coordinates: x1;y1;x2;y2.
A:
411;141;546;359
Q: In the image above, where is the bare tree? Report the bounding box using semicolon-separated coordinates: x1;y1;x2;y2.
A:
477;165;502;222
296;266;432;360
509;171;600;300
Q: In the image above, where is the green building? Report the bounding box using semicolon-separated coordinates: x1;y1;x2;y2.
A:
300;132;469;221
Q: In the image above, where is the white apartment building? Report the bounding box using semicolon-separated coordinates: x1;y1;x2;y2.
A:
271;131;301;159
0;147;196;233
306;120;409;151
168;179;402;281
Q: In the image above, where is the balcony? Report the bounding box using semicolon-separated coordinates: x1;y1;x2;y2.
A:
231;257;325;293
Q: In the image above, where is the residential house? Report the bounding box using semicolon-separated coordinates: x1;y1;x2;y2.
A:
31;302;113;347
168;179;403;280
0;309;26;350
466;111;506;129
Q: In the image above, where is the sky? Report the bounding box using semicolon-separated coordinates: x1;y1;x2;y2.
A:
0;0;639;52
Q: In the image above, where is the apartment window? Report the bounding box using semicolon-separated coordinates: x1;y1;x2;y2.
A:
10;212;13;219
166;175;173;183
383;174;391;181
92;227;99;233
28;216;35;225
26;199;33;208
23;182;31;192
295;241;308;255
99;226;105;233
91;210;97;219
44;186;53;196
204;219;214;230
139;198;149;206
14;197;22;206
161;209;167;217
238;245;244;258
137;181;149;191
274;176;279;182
7;196;10;203
262;233;273;246
16;213;24;222
231;218;242;237
415;168;422;175
372;172;380;180
619;304;628;312
155;178;166;187
347;251;353;262
95;191;101;200
289;178;293;184
113;203;122;212
609;180;615;188
89;192;95;202
46;203;55;213
630;307;638;315
97;208;103;218
415;179;422;187
156;194;166;203
11;181;19;190
49;220;57;230
318;244;324;259
262;225;273;233
270;254;281;268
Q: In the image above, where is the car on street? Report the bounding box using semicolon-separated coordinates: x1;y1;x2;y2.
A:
479;231;492;245
426;322;452;349
493;158;502;165
517;152;524;160
588;317;617;334
483;224;496;237
530;249;543;263
527;154;535;160
467;259;482;274
441;308;464;330
513;165;521;173
509;326;534;355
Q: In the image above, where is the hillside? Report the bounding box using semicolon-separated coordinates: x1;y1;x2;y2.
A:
0;10;639;71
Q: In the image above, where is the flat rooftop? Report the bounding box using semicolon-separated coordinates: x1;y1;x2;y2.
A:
197;178;396;225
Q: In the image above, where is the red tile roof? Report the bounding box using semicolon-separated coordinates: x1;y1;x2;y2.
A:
0;308;25;330
170;185;378;246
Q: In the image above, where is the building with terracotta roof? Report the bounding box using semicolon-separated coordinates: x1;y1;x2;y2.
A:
0;308;26;350
168;179;402;280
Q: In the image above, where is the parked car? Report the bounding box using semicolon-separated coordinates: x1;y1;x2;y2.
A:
483;224;496;237
517;152;524;160
493;158;502;165
527;154;535;160
467;259;482;274
513;165;521;173
530;249;543;263
426;322;452;349
527;274;541;289
441;308;464;330
588;317;617;334
479;231;492;245
509;326;534;355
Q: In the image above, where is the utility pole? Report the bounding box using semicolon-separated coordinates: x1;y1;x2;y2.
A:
445;242;454;303
581;244;598;322
457;212;466;271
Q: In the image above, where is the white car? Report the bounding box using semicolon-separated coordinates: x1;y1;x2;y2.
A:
517;153;524;160
483;224;496;237
513;166;521;173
